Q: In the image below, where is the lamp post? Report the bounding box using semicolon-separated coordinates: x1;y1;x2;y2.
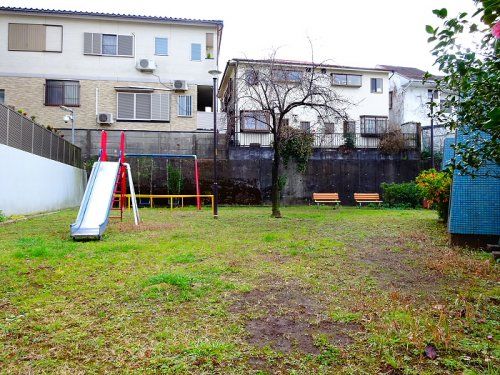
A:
209;69;222;219
60;105;75;144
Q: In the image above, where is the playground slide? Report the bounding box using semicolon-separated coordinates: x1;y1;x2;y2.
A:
70;161;120;240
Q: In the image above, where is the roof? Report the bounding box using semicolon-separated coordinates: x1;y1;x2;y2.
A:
377;64;441;81
0;6;223;26
232;58;390;73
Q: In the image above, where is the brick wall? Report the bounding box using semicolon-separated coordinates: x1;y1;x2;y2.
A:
0;76;199;132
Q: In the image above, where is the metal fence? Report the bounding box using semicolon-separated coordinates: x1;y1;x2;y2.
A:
232;131;419;150
0;103;82;168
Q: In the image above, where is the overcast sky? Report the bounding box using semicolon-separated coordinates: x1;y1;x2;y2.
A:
4;0;475;74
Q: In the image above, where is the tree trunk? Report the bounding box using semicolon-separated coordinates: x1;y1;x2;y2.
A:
271;136;282;218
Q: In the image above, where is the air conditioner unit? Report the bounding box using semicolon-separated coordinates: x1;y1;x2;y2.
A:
136;59;157;72
173;80;188;91
97;113;114;125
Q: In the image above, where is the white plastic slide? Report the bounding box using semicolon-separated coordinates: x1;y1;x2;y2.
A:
70;161;120;240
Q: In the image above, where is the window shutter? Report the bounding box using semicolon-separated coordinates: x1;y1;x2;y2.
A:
92;33;102;55
117;35;134;56
117;93;134;119
191;43;201;61
151;93;170;121
135;93;151;120
8;23;46;51
83;32;93;54
161;93;170;121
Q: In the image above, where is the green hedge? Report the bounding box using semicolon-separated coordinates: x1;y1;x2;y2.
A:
381;182;424;208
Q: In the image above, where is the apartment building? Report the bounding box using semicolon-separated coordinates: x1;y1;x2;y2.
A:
0;7;223;136
377;64;452;151
219;59;393;149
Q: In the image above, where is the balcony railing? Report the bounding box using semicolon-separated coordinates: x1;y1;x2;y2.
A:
231;132;419;150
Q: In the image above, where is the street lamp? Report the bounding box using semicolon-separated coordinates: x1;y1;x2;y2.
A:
60;105;75;144
209;69;222;219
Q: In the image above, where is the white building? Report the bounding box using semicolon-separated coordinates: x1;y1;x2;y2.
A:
219;59;401;149
0;6;223;133
377;65;452;151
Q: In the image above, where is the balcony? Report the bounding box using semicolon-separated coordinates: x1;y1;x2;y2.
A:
231;132;419;150
196;111;227;132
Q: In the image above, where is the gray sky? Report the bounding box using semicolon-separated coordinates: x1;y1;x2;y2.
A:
4;0;474;73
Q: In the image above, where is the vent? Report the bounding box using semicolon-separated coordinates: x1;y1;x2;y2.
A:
173;80;188;91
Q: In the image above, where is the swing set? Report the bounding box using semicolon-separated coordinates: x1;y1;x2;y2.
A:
122;152;216;216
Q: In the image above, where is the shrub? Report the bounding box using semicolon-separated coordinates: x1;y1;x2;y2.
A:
0;210;5;223
379;130;406;154
381;182;424;208
415;169;452;222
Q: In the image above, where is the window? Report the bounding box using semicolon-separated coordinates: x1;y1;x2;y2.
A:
440;98;452;113
240;111;269;132
206;33;214;59
245;69;259;85
8;23;62;52
300;121;311;132
0;90;4;104
102;34;117;55
389;91;393;109
116;92;170;121
324;122;335;134
83;33;134;57
428;89;439;100
370;78;383;93
272;70;302;82
343;120;356;134
178;95;193;117
332;74;362;87
45;80;80;106
155;37;168;56
191;43;202;61
360;116;388;135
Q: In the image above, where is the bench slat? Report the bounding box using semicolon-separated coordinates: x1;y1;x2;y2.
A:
354;193;382;204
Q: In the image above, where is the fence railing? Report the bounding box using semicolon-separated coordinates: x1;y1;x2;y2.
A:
0;103;82;167
232;132;419;150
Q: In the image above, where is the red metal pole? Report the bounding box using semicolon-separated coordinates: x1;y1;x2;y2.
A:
194;158;201;210
120;131;127;209
100;130;108;161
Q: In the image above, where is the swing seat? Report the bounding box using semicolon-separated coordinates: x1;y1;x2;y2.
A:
138;198;151;207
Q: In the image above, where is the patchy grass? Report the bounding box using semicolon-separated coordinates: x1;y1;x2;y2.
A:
0;206;498;374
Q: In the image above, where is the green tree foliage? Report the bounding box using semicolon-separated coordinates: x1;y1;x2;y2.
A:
426;1;499;175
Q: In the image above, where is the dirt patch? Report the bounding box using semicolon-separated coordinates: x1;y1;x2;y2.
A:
113;221;177;232
231;279;361;355
359;249;443;291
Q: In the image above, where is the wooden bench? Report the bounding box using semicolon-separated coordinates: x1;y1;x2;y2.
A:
354;193;383;206
313;193;341;207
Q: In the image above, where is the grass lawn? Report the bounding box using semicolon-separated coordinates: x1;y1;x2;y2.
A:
0;206;498;374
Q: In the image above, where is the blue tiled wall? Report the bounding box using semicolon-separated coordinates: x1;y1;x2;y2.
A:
446;132;500;235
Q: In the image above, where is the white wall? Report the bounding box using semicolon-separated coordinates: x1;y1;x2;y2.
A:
232;63;389;134
0;14;219;85
0;144;87;216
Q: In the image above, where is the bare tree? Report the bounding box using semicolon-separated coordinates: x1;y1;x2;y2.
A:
226;50;351;217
